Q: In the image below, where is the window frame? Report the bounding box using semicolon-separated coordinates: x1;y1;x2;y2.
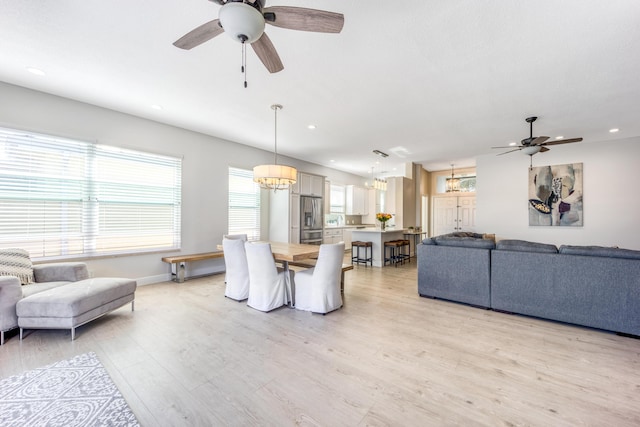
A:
0;126;182;261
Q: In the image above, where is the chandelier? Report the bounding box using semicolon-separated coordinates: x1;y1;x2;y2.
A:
372;149;388;191
446;164;460;192
253;104;297;191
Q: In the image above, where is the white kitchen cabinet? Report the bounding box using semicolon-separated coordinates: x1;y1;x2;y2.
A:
290;193;300;244
269;190;300;243
342;228;352;251
345;185;368;215
299;172;324;197
323;228;343;244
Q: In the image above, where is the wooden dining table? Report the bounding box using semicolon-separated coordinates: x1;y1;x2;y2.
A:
218;241;321;307
217;241;320;263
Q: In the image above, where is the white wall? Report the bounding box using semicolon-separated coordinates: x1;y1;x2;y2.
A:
0;82;366;283
476;136;640;250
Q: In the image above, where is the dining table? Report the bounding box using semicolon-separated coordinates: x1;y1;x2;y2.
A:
218;241;321;307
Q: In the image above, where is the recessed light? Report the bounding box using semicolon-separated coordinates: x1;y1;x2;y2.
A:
555;136;564;140
151;104;163;110
307;124;316;130
609;128;619;133
329;159;335;163
26;67;45;76
508;142;517;146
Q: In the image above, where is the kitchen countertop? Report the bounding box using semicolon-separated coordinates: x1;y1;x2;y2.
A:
350;227;407;233
324;225;376;229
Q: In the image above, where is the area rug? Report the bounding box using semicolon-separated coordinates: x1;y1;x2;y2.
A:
0;352;140;427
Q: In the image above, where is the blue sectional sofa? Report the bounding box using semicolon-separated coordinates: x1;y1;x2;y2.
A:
417;234;495;308
417;235;640;336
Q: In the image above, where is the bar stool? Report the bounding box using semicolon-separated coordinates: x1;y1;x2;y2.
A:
384;240;403;267
397;239;411;264
351;241;373;267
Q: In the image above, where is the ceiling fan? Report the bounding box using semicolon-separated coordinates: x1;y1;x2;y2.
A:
493;116;583;156
173;0;344;76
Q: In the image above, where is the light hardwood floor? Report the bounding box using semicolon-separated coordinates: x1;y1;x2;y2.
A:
1;259;639;426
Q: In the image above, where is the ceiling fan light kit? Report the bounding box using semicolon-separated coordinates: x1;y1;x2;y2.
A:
218;2;265;43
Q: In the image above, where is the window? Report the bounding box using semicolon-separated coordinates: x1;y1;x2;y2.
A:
0;127;182;260
228;167;261;241
329;184;345;213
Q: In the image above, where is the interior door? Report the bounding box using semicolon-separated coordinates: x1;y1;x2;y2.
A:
432;196;457;237
457;196;476;231
432;195;476;236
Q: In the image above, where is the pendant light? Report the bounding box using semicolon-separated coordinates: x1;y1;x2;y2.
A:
253;104;297;191
446;164;460;193
372;150;388;191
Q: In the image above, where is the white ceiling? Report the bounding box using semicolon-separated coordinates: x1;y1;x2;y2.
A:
1;1;639;176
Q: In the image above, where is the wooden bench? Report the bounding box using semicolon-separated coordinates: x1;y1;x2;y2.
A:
285;259;354;293
161;252;224;283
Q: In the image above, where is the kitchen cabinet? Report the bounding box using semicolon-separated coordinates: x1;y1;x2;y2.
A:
345;185;368;215
323;228;343;245
342;228;353;251
269;190;300;243
290;194;300;244
299;172;324;197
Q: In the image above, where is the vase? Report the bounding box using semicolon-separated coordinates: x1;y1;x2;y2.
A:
380;221;386;231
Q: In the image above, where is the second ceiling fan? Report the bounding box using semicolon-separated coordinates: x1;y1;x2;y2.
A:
173;0;344;76
493;116;583;156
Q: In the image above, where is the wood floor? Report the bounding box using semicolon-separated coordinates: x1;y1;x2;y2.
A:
1;259;639;426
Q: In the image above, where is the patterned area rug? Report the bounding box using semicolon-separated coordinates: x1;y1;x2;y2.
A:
0;352;140;426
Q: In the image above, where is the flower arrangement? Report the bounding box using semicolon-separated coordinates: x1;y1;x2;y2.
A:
376;212;392;223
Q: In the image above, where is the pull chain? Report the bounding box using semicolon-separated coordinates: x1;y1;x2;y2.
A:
241;41;248;88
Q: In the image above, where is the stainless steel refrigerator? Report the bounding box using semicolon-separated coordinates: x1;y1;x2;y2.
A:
300;196;323;245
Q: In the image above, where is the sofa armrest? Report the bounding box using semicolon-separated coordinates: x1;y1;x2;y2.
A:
33;262;89;283
1;276;23;335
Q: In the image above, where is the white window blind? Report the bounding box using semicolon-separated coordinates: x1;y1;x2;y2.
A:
228;167;260;241
330;184;345;213
0;127;182;260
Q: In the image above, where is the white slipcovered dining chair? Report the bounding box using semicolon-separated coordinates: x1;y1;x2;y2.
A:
245;242;292;312
223;234;247;241
222;237;250;301
294;242;344;314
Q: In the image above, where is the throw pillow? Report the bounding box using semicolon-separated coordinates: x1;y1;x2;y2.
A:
0;248;34;285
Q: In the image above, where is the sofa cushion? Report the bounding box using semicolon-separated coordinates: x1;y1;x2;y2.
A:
559;245;640;260
434;236;496;249
0;248;33;285
496;239;558;254
421;238;436;245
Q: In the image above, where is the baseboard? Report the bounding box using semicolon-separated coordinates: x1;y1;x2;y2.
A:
136;274;171;286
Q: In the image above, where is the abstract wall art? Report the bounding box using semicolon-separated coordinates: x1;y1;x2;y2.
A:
528;162;583;226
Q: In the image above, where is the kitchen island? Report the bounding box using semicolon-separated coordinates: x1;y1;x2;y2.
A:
350;228;407;267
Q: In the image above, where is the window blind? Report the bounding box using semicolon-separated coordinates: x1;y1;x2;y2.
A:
0;127;182;260
228;167;260;241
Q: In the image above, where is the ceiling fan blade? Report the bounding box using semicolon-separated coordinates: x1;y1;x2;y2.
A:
263;6;344;33
251;33;284;73
492;145;520;149
497;148;522;156
174;19;224;50
539;147;550;153
531;136;550;145
541;137;583;146
208;0;226;5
